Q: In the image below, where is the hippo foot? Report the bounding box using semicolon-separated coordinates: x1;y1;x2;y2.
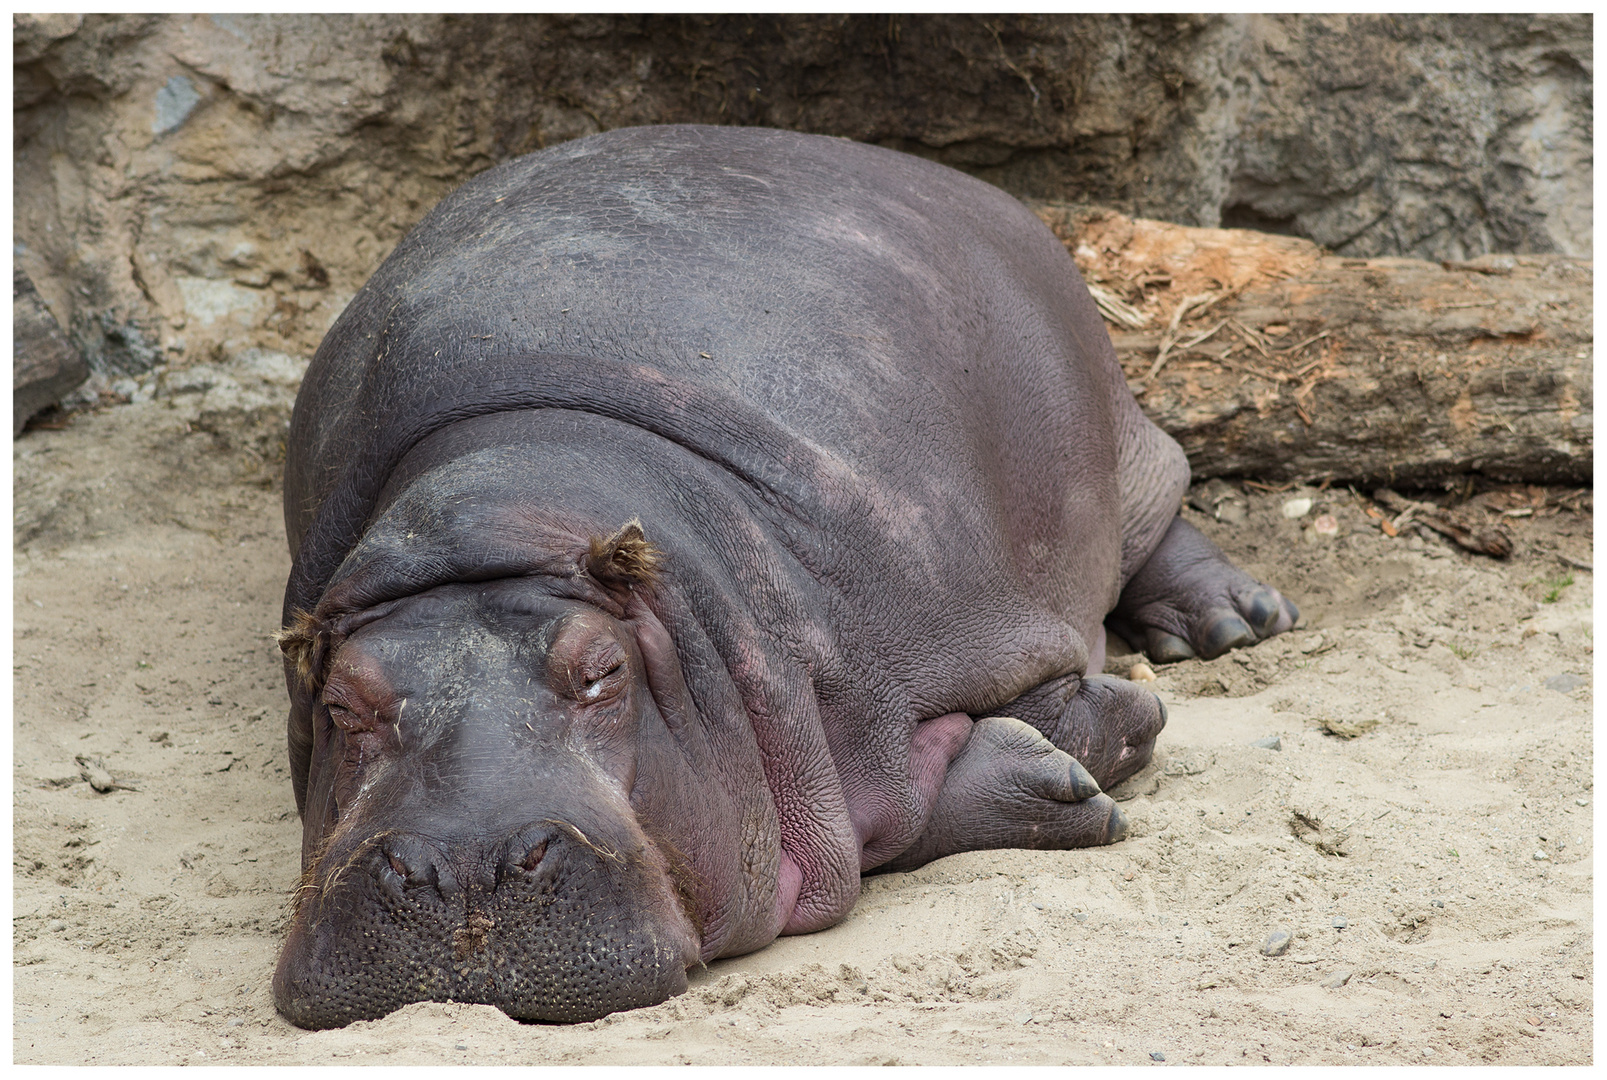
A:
881;716;1126;872
1107;514;1298;664
1026;673;1165;791
996;672;1164;791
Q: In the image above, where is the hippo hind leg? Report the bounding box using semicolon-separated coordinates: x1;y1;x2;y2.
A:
1108;515;1299;664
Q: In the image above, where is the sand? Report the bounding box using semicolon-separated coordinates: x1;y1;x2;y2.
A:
12;393;1593;1065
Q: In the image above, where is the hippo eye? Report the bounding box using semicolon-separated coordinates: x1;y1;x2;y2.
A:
573;641;626;702
582;657;624;700
325;701;365;732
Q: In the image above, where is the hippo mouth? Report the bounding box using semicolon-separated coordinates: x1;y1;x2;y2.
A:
272;823;701;1029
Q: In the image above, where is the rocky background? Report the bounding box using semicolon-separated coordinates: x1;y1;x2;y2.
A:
13;13;1592;438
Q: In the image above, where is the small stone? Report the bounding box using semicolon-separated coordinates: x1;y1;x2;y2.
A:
226;1018;243;1027
77;754;140;792
1281;497;1313;519
1544;673;1586;693
47;920;66;932
1576;797;1589;807
1013;1011;1033;1024
1320;970;1351;989
1129;662;1157;683
1250;735;1282;751
1533;850;1549;861
1312;513;1339;536
1260;930;1293;956
1319;716;1378;739
1150;1051;1166;1061
455;1044;468;1051
1330;916;1348;929
1431;899;1444;908
1216;501;1249;526
1422;1047;1434;1057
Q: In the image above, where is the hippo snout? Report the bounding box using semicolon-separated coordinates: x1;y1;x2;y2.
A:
273;823;699;1029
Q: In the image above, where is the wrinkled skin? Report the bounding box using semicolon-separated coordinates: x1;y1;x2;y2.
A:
273;125;1296;1028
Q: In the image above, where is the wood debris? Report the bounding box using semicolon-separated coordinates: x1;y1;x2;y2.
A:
1372;489;1514;558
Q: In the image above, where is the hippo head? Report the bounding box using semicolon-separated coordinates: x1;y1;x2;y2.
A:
272;517;781;1028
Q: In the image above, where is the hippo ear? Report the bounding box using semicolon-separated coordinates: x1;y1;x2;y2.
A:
275;608;334;689
585;519;662;590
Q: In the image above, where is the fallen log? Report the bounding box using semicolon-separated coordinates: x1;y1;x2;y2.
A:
1030;204;1592;486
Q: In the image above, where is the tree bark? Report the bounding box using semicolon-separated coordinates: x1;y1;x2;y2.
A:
1030;204;1592;486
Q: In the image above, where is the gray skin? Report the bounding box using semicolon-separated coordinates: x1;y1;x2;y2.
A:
272;125;1296;1029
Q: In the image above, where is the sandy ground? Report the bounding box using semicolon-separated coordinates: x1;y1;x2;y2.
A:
12;389;1594;1065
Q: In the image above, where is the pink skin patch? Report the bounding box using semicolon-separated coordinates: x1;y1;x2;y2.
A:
907;712;975;813
775;854;805;936
775;712;973;933
1089;626;1107;677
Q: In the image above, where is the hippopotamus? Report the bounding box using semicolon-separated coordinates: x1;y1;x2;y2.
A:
271;124;1296;1029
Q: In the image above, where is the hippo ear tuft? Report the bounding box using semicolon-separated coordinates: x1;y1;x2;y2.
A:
586;519;662;588
276;608;331;688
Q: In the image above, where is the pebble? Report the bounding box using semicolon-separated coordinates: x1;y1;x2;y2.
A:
1576;797;1589;807
226;1018;243;1028
1150;1051;1166;1061
47;920;66;933
1533;850;1549;861
455;1044;468;1051
1330;916;1348;929
1281;497;1313;519
1544;673;1586;693
1320;970;1352;989
76;755;118;793
1431;899;1444;908
1312;513;1339;536
1013;1011;1033;1025
1319;716;1378;739
1129;662;1157;683
1260;930;1293;956
1250;735;1282;751
1216;502;1249;526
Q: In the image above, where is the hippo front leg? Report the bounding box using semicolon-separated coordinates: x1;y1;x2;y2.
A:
880;716;1128;873
1108;514;1299;664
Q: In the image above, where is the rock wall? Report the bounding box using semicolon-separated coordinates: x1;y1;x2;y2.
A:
13;13;1592;405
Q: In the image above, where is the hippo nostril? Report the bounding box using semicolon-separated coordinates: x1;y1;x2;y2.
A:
496;834;553;887
378;843;442;892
